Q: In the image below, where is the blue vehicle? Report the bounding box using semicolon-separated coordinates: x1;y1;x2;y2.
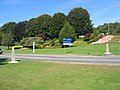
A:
0;48;3;54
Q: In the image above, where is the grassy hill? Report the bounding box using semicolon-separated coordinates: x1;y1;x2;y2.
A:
110;35;120;43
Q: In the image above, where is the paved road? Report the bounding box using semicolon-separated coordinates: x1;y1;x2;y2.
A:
0;54;120;65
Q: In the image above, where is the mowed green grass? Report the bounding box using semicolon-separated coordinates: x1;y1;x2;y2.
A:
1;43;120;55
0;60;120;90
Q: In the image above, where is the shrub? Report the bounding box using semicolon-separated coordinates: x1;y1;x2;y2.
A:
87;36;99;44
83;33;91;41
14;46;23;49
20;37;44;48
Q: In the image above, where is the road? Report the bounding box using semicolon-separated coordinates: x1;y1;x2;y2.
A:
0;54;120;65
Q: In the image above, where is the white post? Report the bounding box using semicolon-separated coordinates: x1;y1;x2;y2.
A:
104;43;112;55
8;46;18;63
33;42;35;53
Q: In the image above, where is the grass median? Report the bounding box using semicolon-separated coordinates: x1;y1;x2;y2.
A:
1;43;120;55
0;60;120;90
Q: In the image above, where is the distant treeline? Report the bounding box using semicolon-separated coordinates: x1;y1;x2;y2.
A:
94;22;120;35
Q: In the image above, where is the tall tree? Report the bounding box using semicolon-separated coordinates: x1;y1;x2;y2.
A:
14;21;27;42
25;14;52;40
0;31;3;45
68;7;93;37
1;22;17;34
25;18;36;37
50;12;67;38
34;14;52;39
59;22;76;44
1;33;14;49
1;22;18;43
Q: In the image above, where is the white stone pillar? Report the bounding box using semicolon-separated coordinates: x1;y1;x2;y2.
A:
33;42;35;53
8;46;18;63
104;43;112;55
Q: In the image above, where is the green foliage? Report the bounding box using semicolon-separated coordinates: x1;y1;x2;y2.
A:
68;7;93;37
83;33;100;44
35;14;52;38
1;22;17;44
25;14;52;39
20;37;44;48
72;39;87;46
14;46;23;49
14;21;27;42
0;30;3;45
1;22;17;34
1;33;14;49
87;36;99;44
94;22;120;35
59;22;76;44
50;12;67;38
1;21;26;43
83;33;91;41
25;18;36;37
110;35;120;43
1;7;94;44
48;38;61;48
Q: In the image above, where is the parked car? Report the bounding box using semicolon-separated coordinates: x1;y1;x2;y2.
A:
0;48;3;54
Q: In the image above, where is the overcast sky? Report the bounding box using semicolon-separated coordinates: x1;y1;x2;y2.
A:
0;0;120;27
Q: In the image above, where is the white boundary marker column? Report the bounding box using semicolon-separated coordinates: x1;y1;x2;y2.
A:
8;46;19;63
33;42;35;53
104;43;112;55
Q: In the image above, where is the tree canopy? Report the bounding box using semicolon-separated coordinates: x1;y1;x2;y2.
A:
59;22;76;44
68;7;93;37
25;14;52;40
49;12;67;38
1;33;14;49
94;22;120;35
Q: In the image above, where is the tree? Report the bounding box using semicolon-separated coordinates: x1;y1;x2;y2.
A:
59;22;76;45
34;14;52;39
1;22;17;34
0;31;3;45
1;21;26;43
50;12;67;38
1;22;18;43
68;7;93;37
94;22;120;35
2;33;14;49
14;21;27;42
25;14;52;40
25;18;36;37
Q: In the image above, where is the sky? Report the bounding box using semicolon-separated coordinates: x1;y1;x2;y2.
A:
0;0;120;27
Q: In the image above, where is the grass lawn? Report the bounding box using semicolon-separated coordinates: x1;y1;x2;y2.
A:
0;60;120;90
1;43;120;55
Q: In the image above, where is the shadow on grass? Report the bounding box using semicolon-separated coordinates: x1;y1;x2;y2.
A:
0;58;9;65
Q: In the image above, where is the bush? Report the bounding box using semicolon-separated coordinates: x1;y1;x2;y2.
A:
87;37;99;44
14;46;23;49
83;33;91;41
20;37;44;48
